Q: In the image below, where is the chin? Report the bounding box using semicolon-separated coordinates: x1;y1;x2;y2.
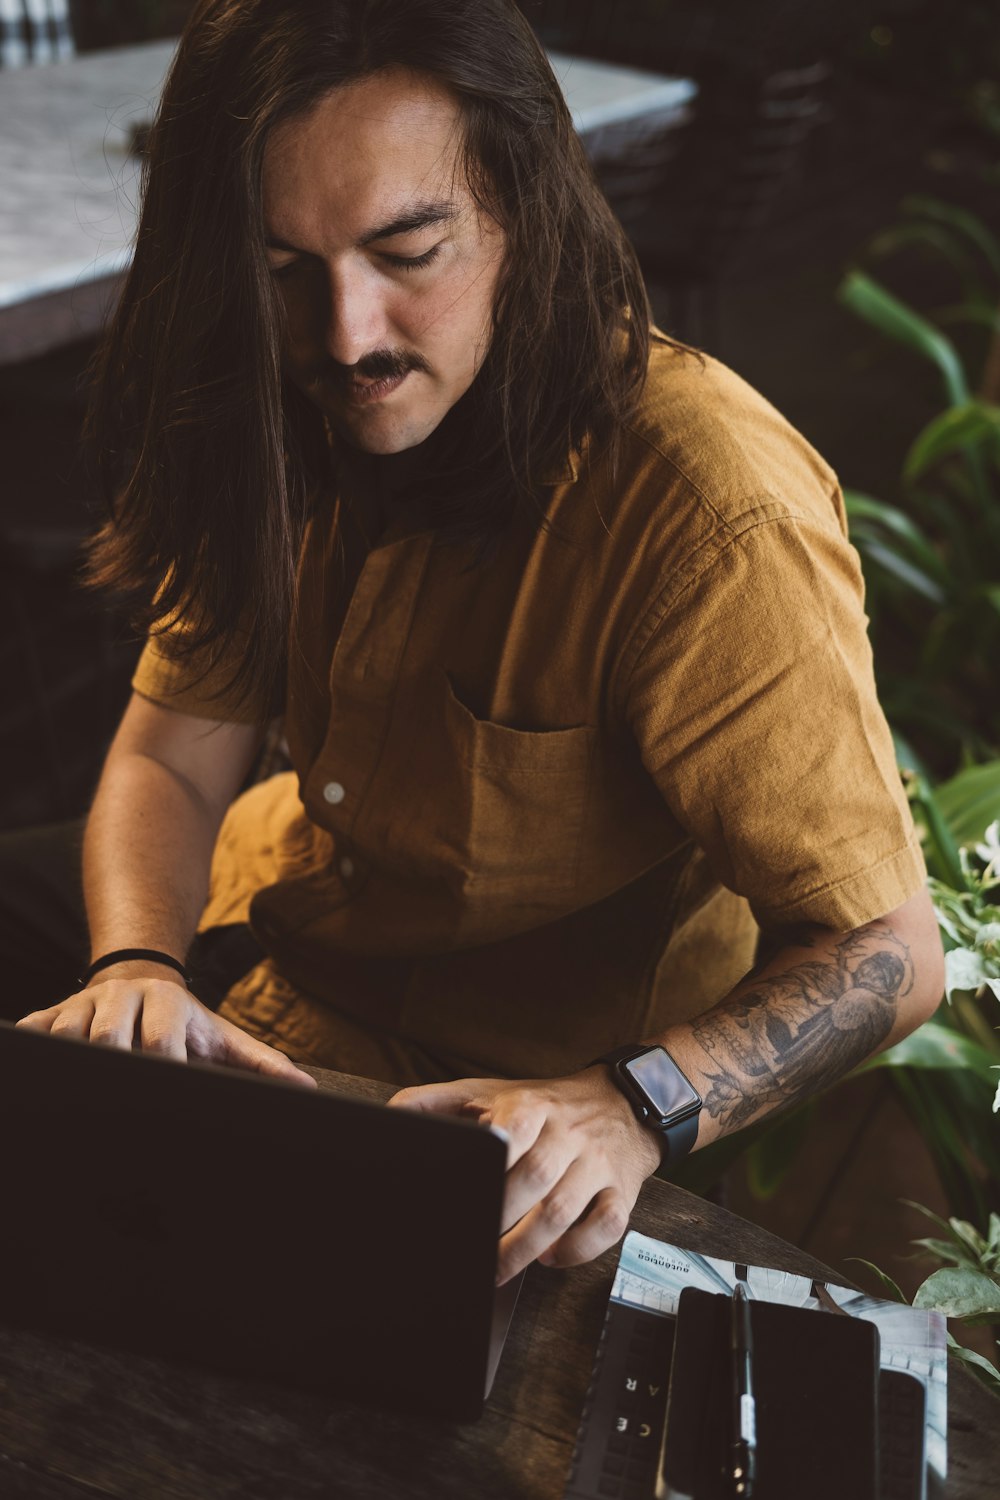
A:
330;409;443;456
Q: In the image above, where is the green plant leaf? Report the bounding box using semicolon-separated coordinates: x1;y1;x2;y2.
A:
838;270;969;405
862;1019;1000;1074
935;301;1000;336
846;1258;906;1303
844;490;950;582
927;888;978;948
989;1214;1000;1255
914;1266;1000;1321
946;946;1000;1001
912;1235;975;1267
977;823;1000;871
936;1067;1000;1187
891;728;933;780
936;762;1000;846
948;988;1000;1046
903;401;1000;481
917;486;973;555
946;1333;1000;1396
901;1199;958;1238
867;222;986;291
892;1072;991;1224
905;773;966;888
892;709;985;775
902;196;1000;279
947;1217;990;1258
839;495;953;594
854;536;950;603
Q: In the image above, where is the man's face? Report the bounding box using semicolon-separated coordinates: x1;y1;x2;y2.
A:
262;68;506;455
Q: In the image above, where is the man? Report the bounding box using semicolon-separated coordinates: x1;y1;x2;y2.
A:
12;0;942;1286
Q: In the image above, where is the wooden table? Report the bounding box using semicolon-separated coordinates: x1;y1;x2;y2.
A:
0;1068;995;1500
0;42;693;364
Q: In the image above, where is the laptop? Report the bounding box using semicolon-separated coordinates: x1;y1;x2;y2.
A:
0;1020;521;1421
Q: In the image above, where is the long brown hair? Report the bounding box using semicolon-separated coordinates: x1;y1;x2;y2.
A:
85;0;652;709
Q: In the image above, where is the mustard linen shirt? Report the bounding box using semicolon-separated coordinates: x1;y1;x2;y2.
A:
132;339;926;1085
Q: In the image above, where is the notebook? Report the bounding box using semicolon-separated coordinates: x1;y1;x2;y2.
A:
0;1019;521;1421
657;1287;881;1499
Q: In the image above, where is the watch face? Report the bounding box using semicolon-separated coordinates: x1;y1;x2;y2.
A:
628;1048;700;1119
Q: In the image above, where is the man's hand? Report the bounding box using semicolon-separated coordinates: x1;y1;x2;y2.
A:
389;1068;662;1283
16;971;316;1088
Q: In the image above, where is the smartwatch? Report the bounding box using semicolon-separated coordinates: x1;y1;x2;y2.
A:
593;1044;702;1165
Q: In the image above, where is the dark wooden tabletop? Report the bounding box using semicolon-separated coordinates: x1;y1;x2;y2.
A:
1;1066;996;1499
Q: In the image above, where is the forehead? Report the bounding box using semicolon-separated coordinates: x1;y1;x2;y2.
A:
262;67;471;242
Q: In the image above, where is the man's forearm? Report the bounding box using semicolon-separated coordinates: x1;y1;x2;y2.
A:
83;750;219;967
78;693;262;979
654;890;943;1150
390;895;942;1281
19;709;312;1087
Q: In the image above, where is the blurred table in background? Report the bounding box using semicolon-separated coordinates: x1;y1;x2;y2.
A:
0;39;694;364
0;41;170;363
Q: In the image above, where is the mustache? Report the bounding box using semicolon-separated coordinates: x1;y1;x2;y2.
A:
312;348;430;387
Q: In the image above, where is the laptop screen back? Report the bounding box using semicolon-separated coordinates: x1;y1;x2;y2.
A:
0;1022;508;1420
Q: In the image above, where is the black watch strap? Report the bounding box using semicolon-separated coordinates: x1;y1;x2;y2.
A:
592;1044;702;1165
650;1101;700;1165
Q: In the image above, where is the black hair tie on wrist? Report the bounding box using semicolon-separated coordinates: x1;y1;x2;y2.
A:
80;948;190;988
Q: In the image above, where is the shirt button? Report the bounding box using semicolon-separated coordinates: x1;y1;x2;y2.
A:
339;856;355;879
323;781;345;805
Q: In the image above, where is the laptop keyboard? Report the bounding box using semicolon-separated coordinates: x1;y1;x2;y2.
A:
564;1300;674;1499
878;1368;927;1500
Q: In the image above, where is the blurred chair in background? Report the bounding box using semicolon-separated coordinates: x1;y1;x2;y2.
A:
529;0;840;354
0;344;138;831
627;59;832;354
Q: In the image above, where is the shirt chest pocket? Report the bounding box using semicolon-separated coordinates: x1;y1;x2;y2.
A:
374;670;597;921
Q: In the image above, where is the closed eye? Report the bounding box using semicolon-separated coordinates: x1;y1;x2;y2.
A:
380;244;442;272
267;243;443;278
269;258;302;280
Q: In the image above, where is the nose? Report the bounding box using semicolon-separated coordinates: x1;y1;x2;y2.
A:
323;259;388;368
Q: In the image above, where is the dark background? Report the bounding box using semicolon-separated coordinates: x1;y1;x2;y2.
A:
3;0;999;830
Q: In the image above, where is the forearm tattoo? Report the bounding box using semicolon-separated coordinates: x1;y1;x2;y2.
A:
692;923;913;1131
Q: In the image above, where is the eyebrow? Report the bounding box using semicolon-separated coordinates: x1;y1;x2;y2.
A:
264;199;460;254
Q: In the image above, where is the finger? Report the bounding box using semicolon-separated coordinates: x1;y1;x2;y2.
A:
498;1123;573;1234
537;1185;633;1271
16;993;96;1036
388;1078;502;1115
483;1087;550;1172
496;1157;598;1285
390;1083;550;1176
75;983;146;1051
217;1021;317;1088
138;987;191;1062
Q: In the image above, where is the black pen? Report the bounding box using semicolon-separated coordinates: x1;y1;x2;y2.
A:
730;1281;757;1499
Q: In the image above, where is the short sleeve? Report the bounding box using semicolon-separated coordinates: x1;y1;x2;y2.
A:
624;502;926;930
132;617;278;725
